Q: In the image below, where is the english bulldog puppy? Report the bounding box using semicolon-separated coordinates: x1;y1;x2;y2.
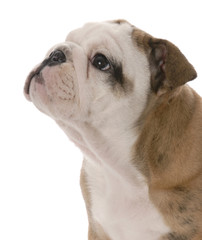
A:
24;20;202;240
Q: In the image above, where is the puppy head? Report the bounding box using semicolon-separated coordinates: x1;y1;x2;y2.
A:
24;20;197;127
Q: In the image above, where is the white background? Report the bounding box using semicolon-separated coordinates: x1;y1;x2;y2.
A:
0;0;201;239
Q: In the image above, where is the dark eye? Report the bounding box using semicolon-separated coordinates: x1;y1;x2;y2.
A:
91;54;111;71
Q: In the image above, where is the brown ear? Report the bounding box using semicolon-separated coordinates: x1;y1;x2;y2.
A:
148;38;197;93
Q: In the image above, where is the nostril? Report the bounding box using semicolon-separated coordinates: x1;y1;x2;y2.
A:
48;50;66;66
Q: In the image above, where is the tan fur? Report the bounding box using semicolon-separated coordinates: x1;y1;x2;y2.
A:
133;29;202;239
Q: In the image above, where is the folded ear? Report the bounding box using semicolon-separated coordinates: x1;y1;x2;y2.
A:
149;38;197;93
133;29;197;93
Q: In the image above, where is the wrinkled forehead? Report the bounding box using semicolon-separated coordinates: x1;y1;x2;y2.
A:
65;20;133;52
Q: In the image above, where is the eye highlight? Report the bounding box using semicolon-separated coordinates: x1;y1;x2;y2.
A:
91;54;111;71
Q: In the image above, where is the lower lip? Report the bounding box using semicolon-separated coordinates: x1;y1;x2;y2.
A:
24;81;32;101
24;70;37;101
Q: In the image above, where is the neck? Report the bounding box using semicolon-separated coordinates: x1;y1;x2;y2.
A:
56;111;140;183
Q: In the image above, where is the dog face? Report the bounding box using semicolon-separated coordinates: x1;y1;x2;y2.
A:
24;20;196;130
24;21;155;130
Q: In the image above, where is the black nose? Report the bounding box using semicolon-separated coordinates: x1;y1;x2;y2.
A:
48;50;66;66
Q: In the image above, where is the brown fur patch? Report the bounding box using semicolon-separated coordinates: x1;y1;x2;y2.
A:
107;61;134;97
132;28;197;93
111;19;129;25
133;85;202;238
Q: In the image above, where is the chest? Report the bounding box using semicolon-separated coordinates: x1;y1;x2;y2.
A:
85;162;170;240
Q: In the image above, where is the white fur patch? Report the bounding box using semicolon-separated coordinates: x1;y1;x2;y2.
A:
85;161;169;240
